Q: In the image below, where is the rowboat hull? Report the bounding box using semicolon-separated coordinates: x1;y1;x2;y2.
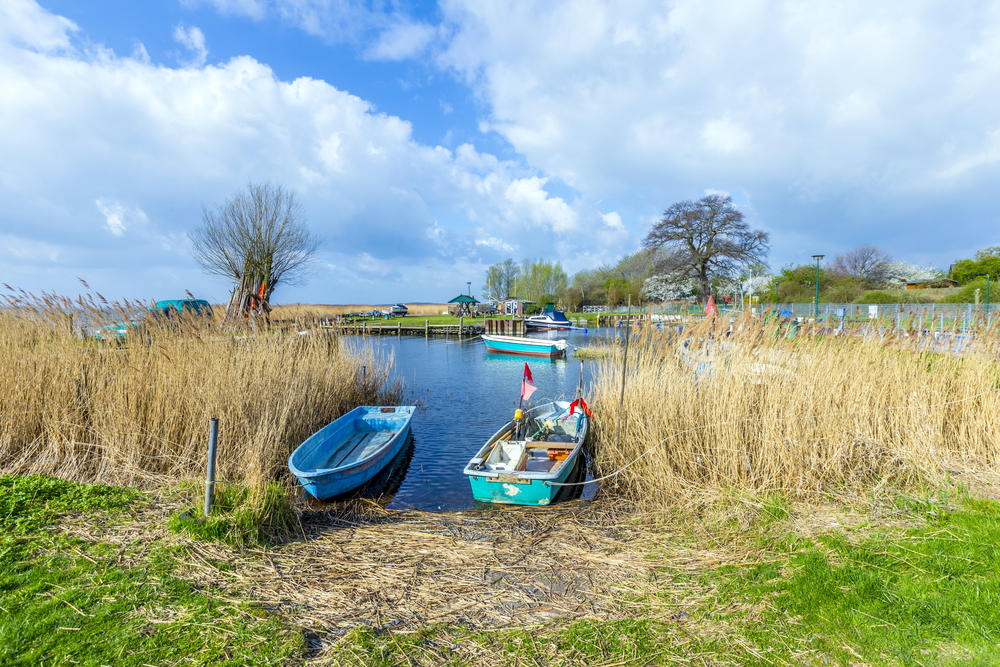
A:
464;401;588;506
288;406;416;500
467;451;581;505
482;334;567;358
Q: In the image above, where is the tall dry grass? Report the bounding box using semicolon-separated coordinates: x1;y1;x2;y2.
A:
589;315;1000;503
0;290;395;519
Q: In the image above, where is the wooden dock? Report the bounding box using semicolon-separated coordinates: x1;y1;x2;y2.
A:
289;316;526;337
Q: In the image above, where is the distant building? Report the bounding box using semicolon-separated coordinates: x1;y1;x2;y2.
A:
905;279;958;290
500;298;532;316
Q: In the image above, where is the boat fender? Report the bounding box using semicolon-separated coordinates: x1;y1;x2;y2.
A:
514;409;523;420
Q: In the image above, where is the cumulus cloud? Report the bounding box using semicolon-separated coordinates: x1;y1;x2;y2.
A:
437;0;1000;266
0;0;77;52
0;1;600;301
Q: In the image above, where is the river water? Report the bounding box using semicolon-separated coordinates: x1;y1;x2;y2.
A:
341;327;614;510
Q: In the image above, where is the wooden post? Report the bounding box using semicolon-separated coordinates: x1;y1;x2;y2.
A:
459;315;464;337
425;319;429;337
397;321;401;336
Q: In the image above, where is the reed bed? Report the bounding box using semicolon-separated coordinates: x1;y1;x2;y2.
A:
0;289;395;520
589;315;1000;503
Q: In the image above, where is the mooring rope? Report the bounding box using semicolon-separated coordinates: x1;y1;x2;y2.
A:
546;385;1000;487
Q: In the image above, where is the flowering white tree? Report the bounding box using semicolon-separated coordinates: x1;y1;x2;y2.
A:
884;262;942;286
741;275;773;294
642;272;698;301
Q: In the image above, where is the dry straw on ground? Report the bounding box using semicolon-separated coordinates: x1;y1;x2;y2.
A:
0;289;396;513
588;315;1000;503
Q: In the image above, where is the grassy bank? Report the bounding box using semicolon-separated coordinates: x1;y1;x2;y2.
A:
0;474;302;665
0;290;396;532
7;473;1000;665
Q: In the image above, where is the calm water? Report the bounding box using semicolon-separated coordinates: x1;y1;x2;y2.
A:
343;327;615;510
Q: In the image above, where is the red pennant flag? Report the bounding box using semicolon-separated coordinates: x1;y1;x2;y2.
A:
705;293;718;317
568;397;593;418
520;362;536;401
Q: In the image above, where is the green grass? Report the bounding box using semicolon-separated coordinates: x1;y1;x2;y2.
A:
0;474;304;666
693;492;1000;664
169;481;295;546
332;618;725;665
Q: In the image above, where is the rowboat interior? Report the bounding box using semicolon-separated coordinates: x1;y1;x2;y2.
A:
310;409;410;470
482;411;584;475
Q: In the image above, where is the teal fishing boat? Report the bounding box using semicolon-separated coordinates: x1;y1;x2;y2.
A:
463;400;589;505
482;334;567;358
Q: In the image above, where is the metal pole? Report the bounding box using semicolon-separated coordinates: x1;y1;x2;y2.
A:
204;417;219;517
814;259;820;318
616;295;632;451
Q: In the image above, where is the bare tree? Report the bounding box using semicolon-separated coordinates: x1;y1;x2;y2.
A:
642;194;769;300
190;183;318;319
483;259;520;300
829;246;891;286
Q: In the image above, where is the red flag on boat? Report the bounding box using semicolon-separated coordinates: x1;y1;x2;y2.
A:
705;293;718;317
568;397;593;418
520;362;536;401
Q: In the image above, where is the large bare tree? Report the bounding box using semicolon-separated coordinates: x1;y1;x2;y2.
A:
829;245;890;286
642;194;768;300
191;183;318;319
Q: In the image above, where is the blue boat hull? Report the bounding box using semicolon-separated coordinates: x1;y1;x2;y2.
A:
288;406;416;500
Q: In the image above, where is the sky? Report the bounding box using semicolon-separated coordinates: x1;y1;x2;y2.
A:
1;0;998;304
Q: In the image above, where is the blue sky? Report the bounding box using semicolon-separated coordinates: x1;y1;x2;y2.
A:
1;1;998;304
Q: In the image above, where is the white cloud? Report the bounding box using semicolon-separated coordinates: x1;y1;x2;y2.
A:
0;2;598;302
601;212;624;231
437;0;1000;266
173;25;208;67
364;20;436;61
0;0;77;52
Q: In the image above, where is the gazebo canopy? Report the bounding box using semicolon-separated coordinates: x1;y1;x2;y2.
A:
448;294;479;304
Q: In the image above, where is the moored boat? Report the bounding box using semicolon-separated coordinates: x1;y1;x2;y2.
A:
482;334;567;358
463;400;589;506
288;405;416;500
524;309;573;330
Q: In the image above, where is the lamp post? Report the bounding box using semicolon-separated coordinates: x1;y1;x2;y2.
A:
976;273;990;314
466;281;471;297
811;254;825;318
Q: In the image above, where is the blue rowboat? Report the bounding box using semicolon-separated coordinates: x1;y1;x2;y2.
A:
482;334;567;358
288;406;416;500
463;401;588;506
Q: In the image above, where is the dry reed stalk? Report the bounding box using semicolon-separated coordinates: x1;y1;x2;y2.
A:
588;314;1000;503
0;289;397;513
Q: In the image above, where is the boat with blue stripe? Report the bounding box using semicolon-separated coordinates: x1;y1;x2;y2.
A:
288;405;415;500
482;334;567;358
464;401;588;506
